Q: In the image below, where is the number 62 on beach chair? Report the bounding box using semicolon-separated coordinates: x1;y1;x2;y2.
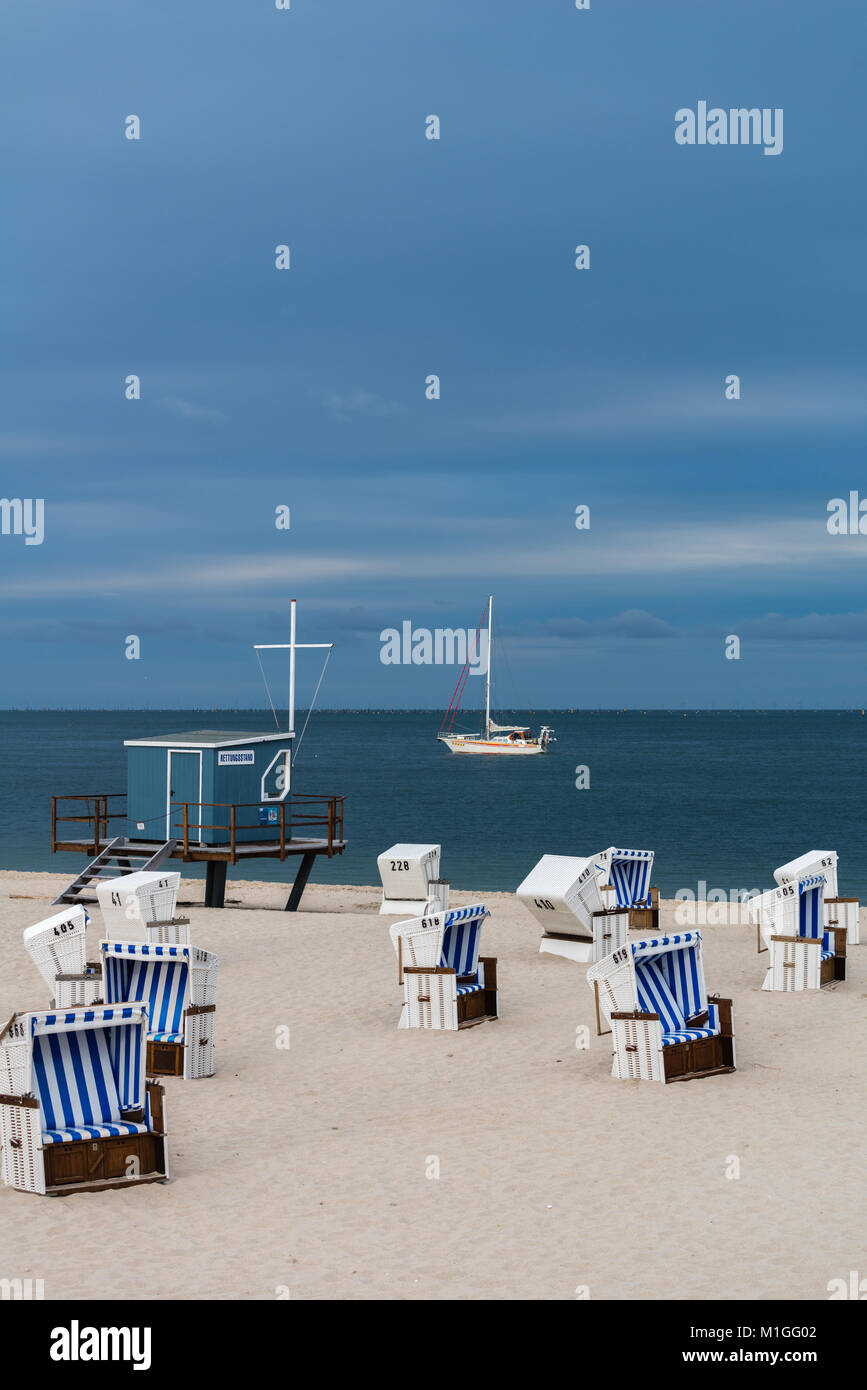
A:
587;932;736;1083
389;905;497;1030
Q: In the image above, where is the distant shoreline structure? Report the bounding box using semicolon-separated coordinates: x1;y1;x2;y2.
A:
2;708;866;716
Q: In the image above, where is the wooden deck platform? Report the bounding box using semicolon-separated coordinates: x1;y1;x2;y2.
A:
51;836;346;911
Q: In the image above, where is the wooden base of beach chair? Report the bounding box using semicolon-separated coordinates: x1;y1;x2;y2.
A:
43;1131;168;1193
147;1040;185;1077
662;1033;736;1083
629;887;659;933
457;959;498;1027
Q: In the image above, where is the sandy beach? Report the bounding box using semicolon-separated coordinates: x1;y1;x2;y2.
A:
1;869;864;1301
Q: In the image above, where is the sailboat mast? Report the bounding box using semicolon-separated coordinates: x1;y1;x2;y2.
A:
289;598;297;736
485;593;493;737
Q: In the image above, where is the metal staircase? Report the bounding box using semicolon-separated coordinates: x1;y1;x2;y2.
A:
52;838;178;907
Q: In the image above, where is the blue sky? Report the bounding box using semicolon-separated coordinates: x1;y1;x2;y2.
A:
1;0;866;709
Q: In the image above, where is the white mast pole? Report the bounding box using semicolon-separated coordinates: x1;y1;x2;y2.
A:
289;598;297;736
485;593;492;737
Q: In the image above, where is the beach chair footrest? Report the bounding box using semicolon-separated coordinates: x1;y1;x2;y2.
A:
663;1031;735;1082
43;1130;167;1190
146;1039;184;1077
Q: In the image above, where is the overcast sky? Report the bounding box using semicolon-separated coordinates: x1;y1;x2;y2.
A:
1;0;865;709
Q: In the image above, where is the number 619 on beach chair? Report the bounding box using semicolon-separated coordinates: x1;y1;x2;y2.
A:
587;932;736;1083
389;905;497;1030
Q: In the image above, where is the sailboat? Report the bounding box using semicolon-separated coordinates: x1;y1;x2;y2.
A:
437;596;555;755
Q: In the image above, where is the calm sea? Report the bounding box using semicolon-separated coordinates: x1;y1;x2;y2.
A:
1;710;865;899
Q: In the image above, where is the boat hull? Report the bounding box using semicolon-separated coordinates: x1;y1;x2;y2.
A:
439;737;547;756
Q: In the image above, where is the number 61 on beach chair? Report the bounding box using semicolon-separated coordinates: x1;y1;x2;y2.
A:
389;905;497;1030
587;932;736;1083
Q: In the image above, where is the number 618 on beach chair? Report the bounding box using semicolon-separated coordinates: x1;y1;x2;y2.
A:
389;905;497;1030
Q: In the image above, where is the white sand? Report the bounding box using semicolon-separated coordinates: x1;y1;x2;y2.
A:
1;869;863;1301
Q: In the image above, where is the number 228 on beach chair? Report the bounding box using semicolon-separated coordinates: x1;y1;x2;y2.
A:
389;905;497;1030
586;932;736;1083
99;941;219;1078
0;1006;168;1196
751;874;846;991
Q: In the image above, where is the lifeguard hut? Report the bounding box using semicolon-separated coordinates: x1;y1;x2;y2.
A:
50;602;345;911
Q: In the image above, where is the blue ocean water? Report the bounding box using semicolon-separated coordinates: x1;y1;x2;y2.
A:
0;710;865;899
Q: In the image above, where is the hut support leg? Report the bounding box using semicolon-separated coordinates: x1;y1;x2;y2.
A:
205;861;227;909
285;852;316;912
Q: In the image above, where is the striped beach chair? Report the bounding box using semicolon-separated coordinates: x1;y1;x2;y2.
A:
751;873;846;991
0;1005;168;1195
516;854;629;963
774;850;860;946
587;932;736;1083
389;904;497;1030
23;906;102;1008
592;847;658;930
99;940;219;1078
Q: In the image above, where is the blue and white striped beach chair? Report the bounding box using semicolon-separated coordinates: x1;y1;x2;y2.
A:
99;940;219;1078
593;848;657;928
587;932;736;1083
389;904;497;1030
751;873;846;991
774;850;860;946
0;1005;168;1195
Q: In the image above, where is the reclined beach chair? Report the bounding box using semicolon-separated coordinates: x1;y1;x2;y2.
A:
389;904;497;1029
377;843;442;916
774;850;860;946
23;906;102;1008
592;847;657;930
750;874;846;991
586;932;735;1083
96;870;190;944
516;854;629;963
0;1005;168;1195
99;940;219;1077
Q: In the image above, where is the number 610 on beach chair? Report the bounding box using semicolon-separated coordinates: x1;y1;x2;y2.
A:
587;932;736;1083
389;905;497;1030
99;940;219;1077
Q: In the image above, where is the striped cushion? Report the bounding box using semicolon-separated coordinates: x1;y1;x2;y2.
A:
610;855;652;908
455;982;483;997
33;1028;122;1131
104;956;188;1036
661;1027;718;1047
635;958;684;1034
43;1121;150;1144
441;918;482;977
149;1031;184;1044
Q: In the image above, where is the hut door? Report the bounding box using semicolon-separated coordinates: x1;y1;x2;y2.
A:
167;751;202;842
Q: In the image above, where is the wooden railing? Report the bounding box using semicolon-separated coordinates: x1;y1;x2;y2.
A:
172;794;344;862
51;794;127;856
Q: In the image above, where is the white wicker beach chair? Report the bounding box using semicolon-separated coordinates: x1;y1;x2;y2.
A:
750;874;846;991
516;854;629;963
774;850;859;946
96;870;184;942
389;904;497;1030
592;847;658;930
377;844;441;916
0;1005;168;1195
586;932;736;1083
23;906;102;1008
99;941;219;1078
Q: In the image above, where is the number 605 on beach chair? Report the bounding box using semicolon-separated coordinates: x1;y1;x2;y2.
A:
750;874;847;991
587;932;736;1083
389;905;497;1030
